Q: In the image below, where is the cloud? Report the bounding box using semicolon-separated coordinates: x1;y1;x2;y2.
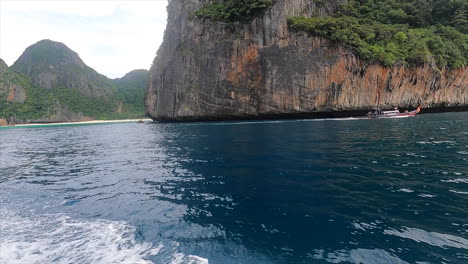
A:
0;0;168;78
0;0;161;17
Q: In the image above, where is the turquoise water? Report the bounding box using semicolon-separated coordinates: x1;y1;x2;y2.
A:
0;112;467;263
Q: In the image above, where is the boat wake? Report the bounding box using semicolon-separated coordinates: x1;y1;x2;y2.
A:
184;117;369;127
0;208;208;264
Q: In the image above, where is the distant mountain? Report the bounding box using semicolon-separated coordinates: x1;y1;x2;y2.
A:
113;69;148;91
112;69;149;113
11;39;113;98
0;40;148;125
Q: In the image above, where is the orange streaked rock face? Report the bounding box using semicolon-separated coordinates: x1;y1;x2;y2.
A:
7;85;26;103
0;58;26;103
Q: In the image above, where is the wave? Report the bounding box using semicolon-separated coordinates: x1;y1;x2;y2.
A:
183;117;368;127
311;248;409;264
441;178;468;184
384;227;468;250
449;190;468;195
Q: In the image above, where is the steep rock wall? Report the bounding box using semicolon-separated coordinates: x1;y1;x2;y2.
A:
0;59;26;103
146;0;467;121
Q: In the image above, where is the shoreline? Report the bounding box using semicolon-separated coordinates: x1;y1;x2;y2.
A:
2;106;467;127
152;106;468;123
2;119;152;128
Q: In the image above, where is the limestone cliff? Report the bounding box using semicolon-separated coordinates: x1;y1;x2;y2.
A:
146;0;467;121
0;58;26;103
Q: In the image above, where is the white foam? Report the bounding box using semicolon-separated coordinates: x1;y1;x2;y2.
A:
402;162;419;167
0;210;154;264
384;227;468;250
418;194;436;198
398;188;414;193
352;222;379;231
169;254;209;264
449;190;468;195
417;141;455;144
441;178;468;184
311;248;409;263
0;209;208;264
185;116;367;127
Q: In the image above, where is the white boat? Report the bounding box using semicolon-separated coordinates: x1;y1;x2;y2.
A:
368;106;421;119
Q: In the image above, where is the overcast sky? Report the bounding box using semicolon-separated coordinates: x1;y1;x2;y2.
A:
0;0;168;78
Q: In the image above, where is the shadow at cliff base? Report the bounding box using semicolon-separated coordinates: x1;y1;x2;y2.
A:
149;106;468;123
418;105;468;114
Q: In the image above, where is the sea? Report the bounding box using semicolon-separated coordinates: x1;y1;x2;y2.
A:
0;112;467;264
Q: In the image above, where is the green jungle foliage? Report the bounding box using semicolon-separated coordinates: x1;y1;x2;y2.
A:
1;40;148;122
0;85;130;121
112;70;148;115
194;0;273;23
0;75;146;122
289;0;467;69
1;89;50;121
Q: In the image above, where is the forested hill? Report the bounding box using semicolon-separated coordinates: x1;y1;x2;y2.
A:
112;69;149;115
288;0;467;68
0;40;149;125
11;39;114;98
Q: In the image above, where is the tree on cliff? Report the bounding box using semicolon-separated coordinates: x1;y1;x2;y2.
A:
288;0;467;69
194;0;272;23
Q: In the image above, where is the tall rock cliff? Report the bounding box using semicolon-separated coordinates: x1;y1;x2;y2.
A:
146;0;467;121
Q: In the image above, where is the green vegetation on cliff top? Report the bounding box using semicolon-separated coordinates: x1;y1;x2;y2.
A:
0;82;145;122
194;0;272;23
290;0;467;69
195;0;467;69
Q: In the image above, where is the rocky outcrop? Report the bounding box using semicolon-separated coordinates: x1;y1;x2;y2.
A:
146;0;467;121
0;58;26;103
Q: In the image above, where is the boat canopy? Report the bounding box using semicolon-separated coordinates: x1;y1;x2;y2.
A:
382;110;400;115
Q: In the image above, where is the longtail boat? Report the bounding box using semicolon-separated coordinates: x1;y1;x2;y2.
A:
367;106;421;119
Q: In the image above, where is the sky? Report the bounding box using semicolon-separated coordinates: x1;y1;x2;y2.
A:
0;0;168;78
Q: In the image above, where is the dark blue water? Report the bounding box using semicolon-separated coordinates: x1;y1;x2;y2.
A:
1;112;467;264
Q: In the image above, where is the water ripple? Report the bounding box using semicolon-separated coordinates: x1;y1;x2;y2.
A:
1;113;467;263
384;227;468;250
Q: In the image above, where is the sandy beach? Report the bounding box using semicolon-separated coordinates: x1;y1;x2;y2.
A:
7;119;153;128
